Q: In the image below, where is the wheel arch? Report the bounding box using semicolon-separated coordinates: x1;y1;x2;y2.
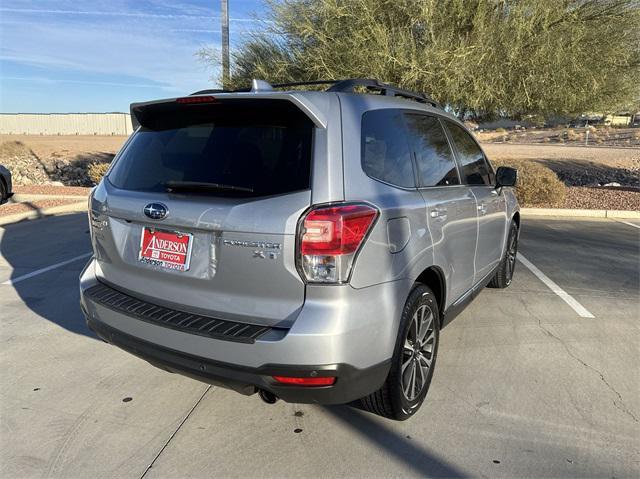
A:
414;266;446;322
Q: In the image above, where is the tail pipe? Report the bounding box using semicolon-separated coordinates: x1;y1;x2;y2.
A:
258;389;279;404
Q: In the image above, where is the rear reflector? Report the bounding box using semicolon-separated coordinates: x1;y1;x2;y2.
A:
272;376;336;386
176;95;216;104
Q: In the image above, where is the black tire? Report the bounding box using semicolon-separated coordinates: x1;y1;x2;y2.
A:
0;179;6;205
488;221;519;289
360;284;440;420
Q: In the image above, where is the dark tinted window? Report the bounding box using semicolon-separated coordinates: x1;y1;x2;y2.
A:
446;122;493;186
361;109;415;188
108;101;313;197
405;114;459;187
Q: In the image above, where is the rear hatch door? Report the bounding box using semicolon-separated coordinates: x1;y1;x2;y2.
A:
91;98;315;328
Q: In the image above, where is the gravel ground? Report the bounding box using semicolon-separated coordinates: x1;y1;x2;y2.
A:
0;199;83;217
477;127;640;147
13;185;91;196
484;144;639;205
0;136;119;187
0;134;126;162
560;187;640;210
483;144;640;169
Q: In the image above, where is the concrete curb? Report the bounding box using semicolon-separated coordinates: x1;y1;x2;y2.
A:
521;208;640;219
0;201;87;226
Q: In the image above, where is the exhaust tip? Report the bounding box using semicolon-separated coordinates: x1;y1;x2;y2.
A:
258;389;278;404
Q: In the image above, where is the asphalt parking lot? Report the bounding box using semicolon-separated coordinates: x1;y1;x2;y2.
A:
1;213;638;478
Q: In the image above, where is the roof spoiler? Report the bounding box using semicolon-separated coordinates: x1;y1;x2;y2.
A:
130;104;141;131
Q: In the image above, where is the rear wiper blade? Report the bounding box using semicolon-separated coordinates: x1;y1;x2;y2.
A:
163;181;254;193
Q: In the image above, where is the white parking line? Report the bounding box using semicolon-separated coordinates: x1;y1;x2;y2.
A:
1;252;92;286
517;253;595;318
615;220;640;230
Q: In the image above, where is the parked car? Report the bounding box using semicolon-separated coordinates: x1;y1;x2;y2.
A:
0;165;13;204
80;79;519;420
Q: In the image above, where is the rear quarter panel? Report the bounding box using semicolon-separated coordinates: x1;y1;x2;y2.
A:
337;94;436;290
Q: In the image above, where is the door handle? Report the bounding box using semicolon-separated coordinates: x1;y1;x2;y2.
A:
477;203;487;215
430;207;448;221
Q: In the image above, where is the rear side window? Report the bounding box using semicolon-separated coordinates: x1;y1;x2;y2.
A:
445;122;493;186
108;100;313;197
404;114;459;187
361;109;415;188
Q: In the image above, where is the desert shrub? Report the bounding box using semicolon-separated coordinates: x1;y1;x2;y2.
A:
495;127;507;133
87;162;111;184
491;158;566;206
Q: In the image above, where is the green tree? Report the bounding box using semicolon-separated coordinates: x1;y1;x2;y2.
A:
200;0;640;117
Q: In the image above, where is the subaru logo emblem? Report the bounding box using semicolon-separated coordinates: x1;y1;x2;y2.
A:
143;203;168;220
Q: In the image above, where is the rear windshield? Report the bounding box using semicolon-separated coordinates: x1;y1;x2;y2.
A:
108;100;313;197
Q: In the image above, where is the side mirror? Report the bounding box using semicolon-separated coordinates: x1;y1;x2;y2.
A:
496;166;517;188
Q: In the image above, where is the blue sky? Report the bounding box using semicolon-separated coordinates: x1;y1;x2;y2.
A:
0;1;269;112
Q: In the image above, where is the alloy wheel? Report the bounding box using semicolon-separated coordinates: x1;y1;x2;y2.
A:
401;304;436;401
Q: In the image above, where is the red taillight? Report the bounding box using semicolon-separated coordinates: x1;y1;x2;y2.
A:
272;376;336;386
298;203;378;283
301;204;378;256
176;95;216;104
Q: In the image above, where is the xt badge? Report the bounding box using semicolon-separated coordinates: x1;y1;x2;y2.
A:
253;250;280;260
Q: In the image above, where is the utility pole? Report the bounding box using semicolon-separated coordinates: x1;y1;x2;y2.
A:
221;0;230;89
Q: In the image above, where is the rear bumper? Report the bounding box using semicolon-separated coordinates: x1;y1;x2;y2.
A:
87;316;389;404
80;258;410;404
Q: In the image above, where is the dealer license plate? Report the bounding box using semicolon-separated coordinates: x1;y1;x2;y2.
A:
138;227;193;271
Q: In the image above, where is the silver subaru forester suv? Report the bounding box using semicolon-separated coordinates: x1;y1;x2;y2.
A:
80;79;519;420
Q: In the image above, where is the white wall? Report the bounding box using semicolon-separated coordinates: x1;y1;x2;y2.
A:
0;113;133;135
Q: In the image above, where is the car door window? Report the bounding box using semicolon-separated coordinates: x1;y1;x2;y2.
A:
446;122;493;186
404;114;460;187
361;109;415;188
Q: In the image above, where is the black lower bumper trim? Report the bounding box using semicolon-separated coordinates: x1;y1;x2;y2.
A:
85;281;275;343
86;317;391;405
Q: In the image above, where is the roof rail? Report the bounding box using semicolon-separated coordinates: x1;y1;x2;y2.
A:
190;78;440;108
272;80;339;89
327;79;439;107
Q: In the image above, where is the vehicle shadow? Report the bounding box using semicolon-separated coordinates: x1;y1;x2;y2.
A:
324;405;466;477
0;212;97;339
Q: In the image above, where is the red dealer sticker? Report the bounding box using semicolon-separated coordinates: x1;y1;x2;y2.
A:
138;227;193;271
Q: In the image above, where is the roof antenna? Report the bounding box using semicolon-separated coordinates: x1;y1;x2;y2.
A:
251;79;274;92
